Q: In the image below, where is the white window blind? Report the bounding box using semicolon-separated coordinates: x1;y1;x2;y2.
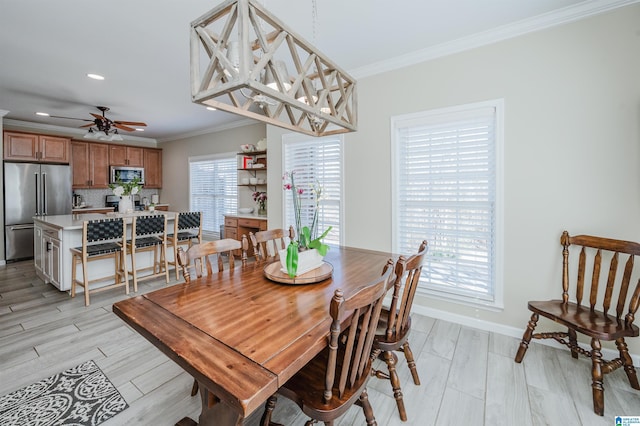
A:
283;135;343;246
189;153;237;239
392;100;503;307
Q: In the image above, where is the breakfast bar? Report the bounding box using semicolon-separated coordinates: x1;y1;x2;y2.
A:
33;211;177;292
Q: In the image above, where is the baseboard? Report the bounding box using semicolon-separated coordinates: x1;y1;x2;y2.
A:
412;304;640;367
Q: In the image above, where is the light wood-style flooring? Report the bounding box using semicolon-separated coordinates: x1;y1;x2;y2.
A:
1;260;639;425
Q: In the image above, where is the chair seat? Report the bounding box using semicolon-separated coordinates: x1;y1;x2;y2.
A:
278;344;372;421
167;232;198;241
529;300;640;340
72;242;122;256
129;236;162;248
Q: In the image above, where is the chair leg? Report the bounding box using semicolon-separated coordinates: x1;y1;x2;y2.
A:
174;242;180;280
82;256;90;306
515;312;539;363
402;341;420;385
359;388;377;426
615;337;640;390
71;254;78;298
568;328;578;359
260;395;277;426
191;379;199;397
131;247;138;293
590;338;605;416
382;350;406;421
162;244;170;283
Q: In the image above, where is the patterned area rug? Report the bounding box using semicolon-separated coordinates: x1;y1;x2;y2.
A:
0;360;128;425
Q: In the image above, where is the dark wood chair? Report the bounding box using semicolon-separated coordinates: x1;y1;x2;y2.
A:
176;236;248;397
371;240;428;421
260;258;395;426
515;231;640;416
167;211;203;279
249;227;293;263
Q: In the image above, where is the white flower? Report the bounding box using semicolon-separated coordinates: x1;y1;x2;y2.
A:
113;186;124;197
131;186;139;195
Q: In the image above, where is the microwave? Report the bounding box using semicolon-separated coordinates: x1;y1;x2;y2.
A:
110;166;145;185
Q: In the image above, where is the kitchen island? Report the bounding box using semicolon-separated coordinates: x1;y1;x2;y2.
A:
33;211;178;292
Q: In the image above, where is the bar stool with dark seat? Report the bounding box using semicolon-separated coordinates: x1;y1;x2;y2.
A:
126;214;170;291
167;211;203;279
70;217;129;306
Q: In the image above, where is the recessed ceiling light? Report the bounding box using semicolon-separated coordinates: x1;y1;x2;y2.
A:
35;112;50;116
135;128;145;132
87;73;105;80
206;107;217;111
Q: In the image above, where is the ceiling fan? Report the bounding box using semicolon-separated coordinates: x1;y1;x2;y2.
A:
50;106;147;141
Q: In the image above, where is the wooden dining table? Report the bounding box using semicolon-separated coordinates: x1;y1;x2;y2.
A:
112;245;394;425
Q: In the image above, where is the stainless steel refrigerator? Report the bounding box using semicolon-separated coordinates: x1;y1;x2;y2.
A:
4;162;71;261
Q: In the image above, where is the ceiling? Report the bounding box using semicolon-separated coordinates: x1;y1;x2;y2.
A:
0;0;630;142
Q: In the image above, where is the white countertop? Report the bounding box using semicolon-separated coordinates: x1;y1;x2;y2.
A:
34;211;178;231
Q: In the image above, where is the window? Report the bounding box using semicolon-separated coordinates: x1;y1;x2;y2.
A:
282;134;344;246
189;153;237;239
392;100;503;309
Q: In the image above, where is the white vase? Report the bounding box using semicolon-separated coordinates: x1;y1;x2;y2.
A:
118;195;133;213
278;248;324;276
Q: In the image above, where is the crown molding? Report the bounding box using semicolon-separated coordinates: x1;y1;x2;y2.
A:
3;118;158;145
157;118;258;143
351;0;640;79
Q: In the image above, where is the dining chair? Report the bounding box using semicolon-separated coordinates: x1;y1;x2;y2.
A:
167;211;203;279
515;231;640;416
70;217;128;306
260;258;395;426
249;226;294;263
176;236;248;397
126;214;169;292
371;240;428;421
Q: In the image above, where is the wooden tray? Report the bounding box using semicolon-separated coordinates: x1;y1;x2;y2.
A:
264;261;333;285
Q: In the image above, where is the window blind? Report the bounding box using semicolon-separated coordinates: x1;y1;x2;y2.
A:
283;136;343;246
189;154;237;239
393;103;500;304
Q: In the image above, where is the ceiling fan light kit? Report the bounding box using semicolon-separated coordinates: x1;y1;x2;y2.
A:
190;0;357;137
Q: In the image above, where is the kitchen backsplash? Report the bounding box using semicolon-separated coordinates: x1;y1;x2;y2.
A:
74;188;160;208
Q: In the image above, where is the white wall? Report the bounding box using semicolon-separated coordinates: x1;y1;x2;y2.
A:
159;123;266;211
264;5;640;354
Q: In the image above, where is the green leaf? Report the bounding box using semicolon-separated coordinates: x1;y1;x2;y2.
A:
286;241;299;278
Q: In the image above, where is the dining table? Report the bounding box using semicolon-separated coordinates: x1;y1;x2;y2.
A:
112;245;395;426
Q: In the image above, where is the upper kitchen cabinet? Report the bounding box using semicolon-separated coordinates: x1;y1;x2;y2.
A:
109;145;144;167
71;141;110;189
3;131;70;163
143;148;162;188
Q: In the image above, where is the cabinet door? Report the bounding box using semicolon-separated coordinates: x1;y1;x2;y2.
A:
110;146;144;167
39;135;70;163
34;226;44;274
4;131;38;161
144;148;162;188
90;143;110;188
71;141;90;188
50;238;62;288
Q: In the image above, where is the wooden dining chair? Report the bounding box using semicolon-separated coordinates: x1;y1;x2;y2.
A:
126;214;170;292
167;211;203;279
371;240;428;421
176;236;248;397
177;237;248;283
515;231;640;416
249;226;293;263
260;258;395;426
71;218;129;306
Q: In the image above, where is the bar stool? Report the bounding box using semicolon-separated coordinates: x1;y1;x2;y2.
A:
70;218;128;306
167;211;203;279
126;214;170;291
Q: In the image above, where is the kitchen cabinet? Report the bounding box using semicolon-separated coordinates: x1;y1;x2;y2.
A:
3;131;70;163
34;223;62;288
144;148;162;188
71;141;110;189
109;145;144;167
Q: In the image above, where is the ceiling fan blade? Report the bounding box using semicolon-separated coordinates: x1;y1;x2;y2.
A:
79;123;95;128
114;123;135;132
90;113;109;121
114;121;147;126
49;115;93;122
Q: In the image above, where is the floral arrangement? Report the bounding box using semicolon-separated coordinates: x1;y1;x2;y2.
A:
282;171;332;277
252;191;267;211
109;176;142;197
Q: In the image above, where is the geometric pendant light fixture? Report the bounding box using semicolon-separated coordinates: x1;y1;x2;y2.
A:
190;0;357;137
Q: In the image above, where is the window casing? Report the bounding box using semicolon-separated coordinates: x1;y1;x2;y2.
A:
391;100;504;310
189;153;238;239
282;134;344;246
